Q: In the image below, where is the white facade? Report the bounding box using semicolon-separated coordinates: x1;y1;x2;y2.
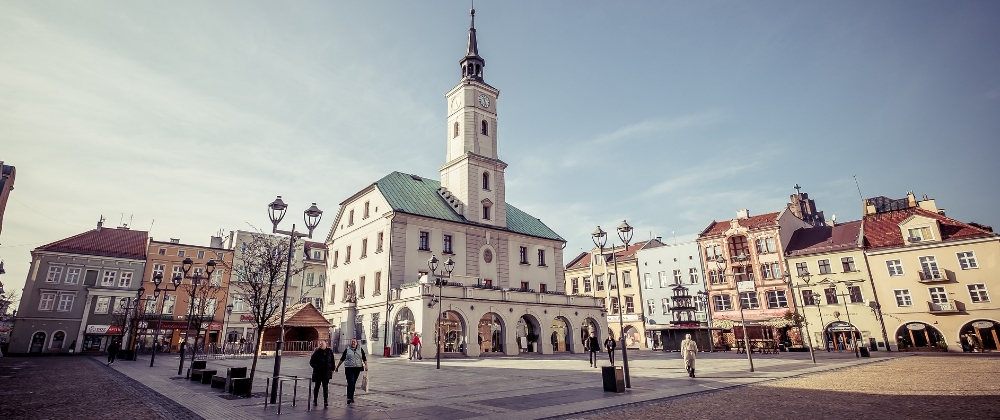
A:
637;240;709;328
322;11;606;357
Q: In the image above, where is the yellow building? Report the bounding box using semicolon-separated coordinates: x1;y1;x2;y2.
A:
785;220;891;353
565;240;662;349
863;193;999;352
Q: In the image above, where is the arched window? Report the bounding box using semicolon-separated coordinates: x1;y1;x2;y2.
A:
482;172;490;190
481;120;488;136
453;122;459;138
483;205;490;220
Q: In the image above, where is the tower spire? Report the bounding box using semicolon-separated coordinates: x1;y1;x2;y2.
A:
460;4;485;81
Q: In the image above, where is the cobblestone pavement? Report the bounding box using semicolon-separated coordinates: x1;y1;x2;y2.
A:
578;353;1000;420
0;356;199;420
101;348;895;419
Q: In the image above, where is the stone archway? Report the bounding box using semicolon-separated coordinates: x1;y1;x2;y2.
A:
393;306;416;356
895;322;946;351
517;314;541;353
580;317;600;348
29;331;46;353
550;316;572;352
959;319;1000;351
477;312;505;355
438;310;467;355
623;325;640;348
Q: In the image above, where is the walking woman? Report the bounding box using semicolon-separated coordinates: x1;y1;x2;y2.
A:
681;334;699;378
334;339;368;404
309;341;334;407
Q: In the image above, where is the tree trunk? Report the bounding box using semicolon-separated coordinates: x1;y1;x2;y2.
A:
248;330;265;392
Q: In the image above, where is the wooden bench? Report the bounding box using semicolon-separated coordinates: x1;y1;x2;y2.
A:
188;360;208;381
211;367;248;391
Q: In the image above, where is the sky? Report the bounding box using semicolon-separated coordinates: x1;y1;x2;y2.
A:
2;1;999;305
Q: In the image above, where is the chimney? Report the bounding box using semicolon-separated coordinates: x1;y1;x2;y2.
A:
655;236;662;243
228;231;235;249
736;209;750;220
96;215;104;231
210;236;223;249
170;238;180;244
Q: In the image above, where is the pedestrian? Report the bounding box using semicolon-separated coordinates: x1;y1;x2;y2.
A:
106;340;120;365
334;339;368;405
604;336;616;366
586;332;601;368
409;333;422;360
310;340;335;408
681;333;698;378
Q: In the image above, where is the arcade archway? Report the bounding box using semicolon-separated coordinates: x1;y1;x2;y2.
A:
478;312;505;354
895;322;946;351
517;315;541;353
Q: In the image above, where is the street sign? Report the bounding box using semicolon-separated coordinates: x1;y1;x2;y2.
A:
736;281;755;292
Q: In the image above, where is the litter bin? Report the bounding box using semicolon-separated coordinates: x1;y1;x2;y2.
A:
859;346;870;357
602;366;625;393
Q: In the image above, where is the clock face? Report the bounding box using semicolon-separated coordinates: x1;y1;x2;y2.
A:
451;96;460;110
478;94;490;108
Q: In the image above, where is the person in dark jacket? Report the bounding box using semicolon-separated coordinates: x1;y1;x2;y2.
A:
587;332;601;368
604;336;616;366
106;340;120;365
309;341;335;407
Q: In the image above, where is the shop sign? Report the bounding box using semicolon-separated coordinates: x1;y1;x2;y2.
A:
200;322;223;330
736;281;755;292
972;321;994;329
906;323;926;331
607;314;640;322
85;325;123;335
240;314;255;322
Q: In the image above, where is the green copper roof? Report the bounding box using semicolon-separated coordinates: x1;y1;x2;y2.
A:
375;171;565;242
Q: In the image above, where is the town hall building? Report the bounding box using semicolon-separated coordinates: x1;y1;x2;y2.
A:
322;9;606;357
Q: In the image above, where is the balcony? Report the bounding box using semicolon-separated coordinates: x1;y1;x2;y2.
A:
927;300;964;314
918;270;949;284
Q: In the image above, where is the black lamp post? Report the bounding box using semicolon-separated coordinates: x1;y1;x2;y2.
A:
790;271;818;363
592;221;634;388
427;255;455;370
266;196;323;404
178;258;216;376
716;254;754;372
696;289;714;352
149;272;182;367
223;303;234;353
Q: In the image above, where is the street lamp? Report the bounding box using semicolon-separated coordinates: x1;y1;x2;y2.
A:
178;258;216;376
149;272;183;367
592;221;634;388
788;270;817;363
223;303;234;354
716;254;754;372
427;255;455;370
696;290;714;352
266;196;323;404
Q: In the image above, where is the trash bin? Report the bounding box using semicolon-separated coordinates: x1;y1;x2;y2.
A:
602;366;625;393
859;346;870;357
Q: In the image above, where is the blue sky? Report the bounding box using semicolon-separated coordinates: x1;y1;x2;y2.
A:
2;1;998;299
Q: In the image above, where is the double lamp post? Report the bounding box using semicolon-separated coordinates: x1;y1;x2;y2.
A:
178;258;216;376
427;255;456;370
713;253;755;372
591;220;634;389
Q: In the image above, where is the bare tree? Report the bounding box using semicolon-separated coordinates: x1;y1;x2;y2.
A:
221;231;303;392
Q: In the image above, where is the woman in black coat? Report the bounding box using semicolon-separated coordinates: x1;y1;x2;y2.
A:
309;341;334;407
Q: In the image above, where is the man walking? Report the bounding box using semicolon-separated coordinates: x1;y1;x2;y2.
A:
587;332;601;368
681;333;698;378
106;339;120;365
604;335;616;366
409;333;422;360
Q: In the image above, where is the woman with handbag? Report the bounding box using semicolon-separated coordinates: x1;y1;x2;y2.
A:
334;338;368;405
309;341;334;407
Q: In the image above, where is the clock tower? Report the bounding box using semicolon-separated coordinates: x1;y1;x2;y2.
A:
440;7;507;228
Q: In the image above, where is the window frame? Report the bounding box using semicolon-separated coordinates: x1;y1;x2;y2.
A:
624;296;635;313
443;235;453;254
765;290;788;309
894;289;912;307
739;292;760;309
841;257;857;272
928;286;948;304
537;249;546;266
713;294;732;311
38;292;57;311
64;267;82;285
886;260;904;276
101;270;117;287
817;259;832;275
95;296;111;314
46;266;63;283
968;284;990;303
419;231;430;251
957;251;979;270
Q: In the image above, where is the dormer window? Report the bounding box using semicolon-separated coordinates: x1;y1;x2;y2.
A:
482;172;490;190
908;227;932;242
481;120;489;136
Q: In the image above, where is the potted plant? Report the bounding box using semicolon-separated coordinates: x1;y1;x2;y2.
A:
935;340;949;351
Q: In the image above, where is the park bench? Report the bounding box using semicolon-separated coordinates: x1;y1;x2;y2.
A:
211;367;248;391
230;377;251;396
188;361;209;381
199;370;218;385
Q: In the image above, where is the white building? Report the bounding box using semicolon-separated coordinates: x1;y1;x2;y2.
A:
636;239;710;349
322;9;605;357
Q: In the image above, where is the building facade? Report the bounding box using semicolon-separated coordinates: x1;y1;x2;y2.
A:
0;160;14;242
785;220;891;352
9;221;148;354
697;188;823;348
139;238;234;352
635;239;710;349
565;240;663;349
323;10;605;357
862;192;1000;352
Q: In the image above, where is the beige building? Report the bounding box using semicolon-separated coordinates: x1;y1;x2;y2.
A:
785;220;891;353
322;10;605;357
862;193;1000;352
565;240;663;349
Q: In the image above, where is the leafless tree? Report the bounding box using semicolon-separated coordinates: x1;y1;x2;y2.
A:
221;231;303;392
181;274;224;361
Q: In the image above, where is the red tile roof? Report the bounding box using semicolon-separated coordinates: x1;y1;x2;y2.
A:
304;241;327;249
566;241;653;270
863;208;996;250
700;211;781;237
785;220;861;256
566;252;591;270
36;227;148;260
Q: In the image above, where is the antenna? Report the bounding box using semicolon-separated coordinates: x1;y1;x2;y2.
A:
853;175;864;200
119;213;124;226
128;214;134;228
148;219;155;232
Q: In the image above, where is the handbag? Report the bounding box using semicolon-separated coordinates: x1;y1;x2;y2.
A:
361;372;369;393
